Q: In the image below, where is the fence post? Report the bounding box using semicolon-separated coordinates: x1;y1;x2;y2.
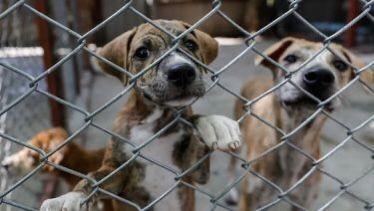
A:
34;0;66;128
345;0;359;47
33;0;66;202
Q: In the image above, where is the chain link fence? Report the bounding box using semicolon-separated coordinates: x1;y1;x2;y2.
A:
0;1;52;209
0;0;373;210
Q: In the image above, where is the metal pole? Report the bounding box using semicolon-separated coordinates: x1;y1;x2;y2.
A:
34;0;66;128
346;0;359;47
33;0;65;202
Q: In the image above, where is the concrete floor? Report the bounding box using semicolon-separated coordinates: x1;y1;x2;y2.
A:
2;40;373;210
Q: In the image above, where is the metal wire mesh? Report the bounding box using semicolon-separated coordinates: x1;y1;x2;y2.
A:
0;0;52;208
0;0;373;210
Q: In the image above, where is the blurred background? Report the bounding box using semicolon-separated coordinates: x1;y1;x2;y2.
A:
0;0;373;210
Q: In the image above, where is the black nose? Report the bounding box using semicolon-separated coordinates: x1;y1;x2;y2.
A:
303;68;335;87
1;162;9;171
167;64;196;87
302;67;335;100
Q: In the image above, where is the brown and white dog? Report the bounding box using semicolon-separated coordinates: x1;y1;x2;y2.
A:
230;37;373;210
1;127;105;188
41;20;241;211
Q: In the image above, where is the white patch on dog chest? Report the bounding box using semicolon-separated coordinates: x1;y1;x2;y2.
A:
127;118;185;211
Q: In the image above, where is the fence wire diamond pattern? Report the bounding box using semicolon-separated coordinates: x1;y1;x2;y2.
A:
0;0;373;211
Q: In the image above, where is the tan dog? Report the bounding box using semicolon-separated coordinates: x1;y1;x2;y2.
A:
1;128;115;210
230;37;373;210
1;127;105;188
41;20;241;211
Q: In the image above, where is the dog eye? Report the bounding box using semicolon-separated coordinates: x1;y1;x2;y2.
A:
332;59;348;71
283;54;298;63
184;40;198;51
134;47;150;60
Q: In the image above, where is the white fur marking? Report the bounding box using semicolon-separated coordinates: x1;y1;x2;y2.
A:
40;192;90;211
126;112;185;210
168;52;194;67
143;108;164;124
2;149;36;175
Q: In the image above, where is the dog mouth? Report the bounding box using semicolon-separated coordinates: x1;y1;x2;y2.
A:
138;81;206;106
283;96;317;106
282;94;334;111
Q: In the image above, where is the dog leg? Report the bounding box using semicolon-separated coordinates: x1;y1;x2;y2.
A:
238;176;250;211
195;115;242;205
289;172;321;210
40;165;127;211
40;141;140;211
224;153;240;206
190;145;211;184
178;177;196;211
195;115;241;151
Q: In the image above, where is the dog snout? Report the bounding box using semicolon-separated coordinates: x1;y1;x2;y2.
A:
303;67;335;87
167;64;196;87
302;67;335;100
1;160;10;171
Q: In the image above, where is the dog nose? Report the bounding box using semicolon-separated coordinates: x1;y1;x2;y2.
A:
302;67;335;100
167;64;196;87
1;161;9;171
303;68;335;87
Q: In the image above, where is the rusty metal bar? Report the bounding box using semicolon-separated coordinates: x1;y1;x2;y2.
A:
33;0;65;203
34;0;66;127
346;0;359;47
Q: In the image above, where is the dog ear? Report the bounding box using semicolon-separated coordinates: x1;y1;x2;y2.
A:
182;22;218;64
195;30;218;64
255;37;296;70
340;48;373;86
94;27;138;84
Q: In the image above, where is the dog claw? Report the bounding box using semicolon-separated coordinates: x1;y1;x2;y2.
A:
229;141;240;150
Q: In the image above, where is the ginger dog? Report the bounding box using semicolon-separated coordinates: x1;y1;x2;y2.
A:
231;37;372;210
1;127;105;188
1;128;114;210
41;20;241;211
